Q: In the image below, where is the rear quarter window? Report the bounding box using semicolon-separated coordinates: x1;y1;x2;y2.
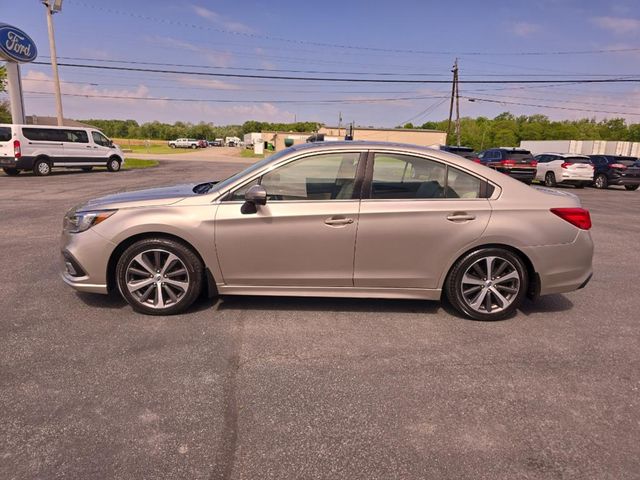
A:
0;127;11;142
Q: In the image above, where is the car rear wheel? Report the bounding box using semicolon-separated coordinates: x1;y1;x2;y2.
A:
625;184;639;191
3;167;20;176
107;157;121;172
544;171;557;187
191;144;197;149
445;248;528;321
594;174;608;189
33;158;52;176
116;238;204;315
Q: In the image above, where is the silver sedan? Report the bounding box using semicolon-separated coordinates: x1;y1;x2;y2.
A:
61;141;593;320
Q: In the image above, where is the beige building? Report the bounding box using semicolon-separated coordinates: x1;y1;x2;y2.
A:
258;126;447;152
319;126;447;146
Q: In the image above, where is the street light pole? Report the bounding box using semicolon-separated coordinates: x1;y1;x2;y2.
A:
43;0;64;126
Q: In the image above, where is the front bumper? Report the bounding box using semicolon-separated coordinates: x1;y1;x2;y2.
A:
523;229;594;296
60;228;115;294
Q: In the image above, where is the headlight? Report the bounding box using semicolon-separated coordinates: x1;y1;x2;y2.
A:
64;210;117;233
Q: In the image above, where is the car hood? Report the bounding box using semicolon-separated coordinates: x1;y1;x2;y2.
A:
77;183;202;211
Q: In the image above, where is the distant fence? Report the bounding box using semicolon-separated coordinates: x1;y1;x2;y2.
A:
112;138;168;147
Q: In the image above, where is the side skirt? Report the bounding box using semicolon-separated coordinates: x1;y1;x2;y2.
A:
216;285;442;301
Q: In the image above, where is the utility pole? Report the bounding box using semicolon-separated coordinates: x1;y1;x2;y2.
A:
446;59;458;145
43;0;64;126
455;60;461;146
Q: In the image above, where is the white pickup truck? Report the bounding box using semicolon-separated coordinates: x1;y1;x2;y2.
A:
168;138;199;149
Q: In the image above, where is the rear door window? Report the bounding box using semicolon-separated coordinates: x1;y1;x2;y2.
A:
0;127;11;142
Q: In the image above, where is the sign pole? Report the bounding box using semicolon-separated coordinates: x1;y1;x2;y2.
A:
45;5;64;126
6;62;26;123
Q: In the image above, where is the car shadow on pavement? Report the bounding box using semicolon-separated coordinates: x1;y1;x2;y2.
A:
211;295;443;316
518;294;574;316
75;291;128;310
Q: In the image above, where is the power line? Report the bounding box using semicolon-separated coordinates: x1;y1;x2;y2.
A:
465;96;640;116
68;1;640;58
39;56;640;78
29;61;640;84
23;90;448;105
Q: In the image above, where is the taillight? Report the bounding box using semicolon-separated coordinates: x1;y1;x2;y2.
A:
610;163;627;169
13;140;21;158
472;157;481;163
550;208;592;230
561;162;572;169
501;159;516;167
530;160;538;167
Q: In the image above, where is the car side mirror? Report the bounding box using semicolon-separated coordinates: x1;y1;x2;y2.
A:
245;184;267;205
241;184;267;214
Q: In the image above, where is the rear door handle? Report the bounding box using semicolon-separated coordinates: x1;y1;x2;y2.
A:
446;213;476;222
324;217;354;226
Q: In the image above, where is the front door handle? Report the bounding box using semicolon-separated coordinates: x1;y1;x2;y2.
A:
324;217;354;226
446;212;476;222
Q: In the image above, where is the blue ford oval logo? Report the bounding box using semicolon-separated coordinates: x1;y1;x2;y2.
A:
0;24;37;63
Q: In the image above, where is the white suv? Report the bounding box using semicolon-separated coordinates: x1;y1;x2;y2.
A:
0;124;125;176
168;138;199;149
534;153;594;188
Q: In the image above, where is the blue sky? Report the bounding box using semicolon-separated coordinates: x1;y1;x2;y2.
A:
2;0;640;126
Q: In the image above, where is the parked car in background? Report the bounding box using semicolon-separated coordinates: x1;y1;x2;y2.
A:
0;123;124;176
225;136;242;147
435;145;479;161
534;153;594;188
476;148;537;184
168;138;199;149
197;139;208;148
589;155;640;190
208;139;223;147
60;141;593;321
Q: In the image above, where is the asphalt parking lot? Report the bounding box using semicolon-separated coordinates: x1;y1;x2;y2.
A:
1;161;639;479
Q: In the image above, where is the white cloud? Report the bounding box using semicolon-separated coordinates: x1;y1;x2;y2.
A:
146;36;233;67
191;5;253;34
508;22;541;37
175;76;241;91
20;70;295;124
591;16;640;34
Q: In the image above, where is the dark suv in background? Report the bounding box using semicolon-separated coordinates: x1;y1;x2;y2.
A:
589;155;640;190
477;148;537;184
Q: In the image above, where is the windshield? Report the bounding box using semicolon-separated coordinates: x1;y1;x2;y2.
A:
196;149;291;194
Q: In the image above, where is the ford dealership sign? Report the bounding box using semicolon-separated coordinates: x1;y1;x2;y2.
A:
0;24;37;63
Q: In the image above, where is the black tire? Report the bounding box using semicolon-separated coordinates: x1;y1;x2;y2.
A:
625;184;639;191
444;247;528;321
544;171;557;187
191;144;197;149
116;237;204;315
170;144;176;149
3;167;20;176
594;173;608;189
81;167;93;172
33;158;52;176
107;157;121;172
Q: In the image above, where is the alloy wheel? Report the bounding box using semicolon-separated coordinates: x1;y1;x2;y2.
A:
125;249;190;309
460;256;520;314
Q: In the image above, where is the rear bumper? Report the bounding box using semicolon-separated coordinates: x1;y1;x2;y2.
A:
0;156;35;169
497;169;536;182
522;229;594;296
611;176;640;186
560;172;593;183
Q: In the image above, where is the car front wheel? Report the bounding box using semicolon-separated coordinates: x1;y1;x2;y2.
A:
445;248;528;321
116;238;204;315
624;184;639;191
107;157;121;172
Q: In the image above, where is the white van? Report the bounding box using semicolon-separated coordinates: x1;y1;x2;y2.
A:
0;123;125;176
